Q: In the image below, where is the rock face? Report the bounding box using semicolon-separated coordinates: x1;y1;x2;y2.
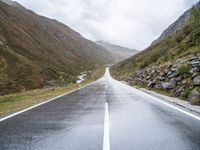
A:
193;75;200;85
124;54;200;105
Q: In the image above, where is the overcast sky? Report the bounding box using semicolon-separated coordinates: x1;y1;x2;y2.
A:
15;0;198;50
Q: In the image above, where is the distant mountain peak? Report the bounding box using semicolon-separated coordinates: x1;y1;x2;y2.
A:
96;41;136;51
96;41;138;63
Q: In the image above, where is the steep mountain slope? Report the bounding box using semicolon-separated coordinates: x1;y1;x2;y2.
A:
152;1;200;45
96;41;137;63
111;2;200;105
0;0;115;94
2;0;23;8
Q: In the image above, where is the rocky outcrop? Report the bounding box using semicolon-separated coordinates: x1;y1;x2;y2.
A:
124;54;200;105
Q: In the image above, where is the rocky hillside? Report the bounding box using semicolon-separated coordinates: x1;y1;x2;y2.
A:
111;3;200;105
96;41;137;63
0;0;116;94
125;54;200;105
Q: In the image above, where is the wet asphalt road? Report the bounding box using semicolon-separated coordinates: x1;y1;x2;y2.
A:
0;68;200;150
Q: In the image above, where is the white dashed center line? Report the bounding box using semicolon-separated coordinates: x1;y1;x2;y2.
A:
103;102;110;150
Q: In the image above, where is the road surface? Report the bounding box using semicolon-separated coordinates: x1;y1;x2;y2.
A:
0;68;200;150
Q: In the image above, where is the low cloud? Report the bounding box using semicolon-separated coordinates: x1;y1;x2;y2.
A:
16;0;198;50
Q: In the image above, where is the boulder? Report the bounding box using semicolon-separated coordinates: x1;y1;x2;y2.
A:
192;72;199;78
146;76;150;80
159;72;165;77
157;76;165;81
198;55;200;61
161;82;175;90
193;75;200;85
189;61;200;67
175;87;183;97
167;63;173;68
189;67;198;74
154;83;162;89
164;68;170;75
181;80;187;84
148;81;155;88
189;88;200;105
167;72;178;79
150;70;158;78
175;76;182;82
188;56;196;62
171;67;178;72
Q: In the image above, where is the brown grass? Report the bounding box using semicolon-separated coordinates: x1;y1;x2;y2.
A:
0;68;105;118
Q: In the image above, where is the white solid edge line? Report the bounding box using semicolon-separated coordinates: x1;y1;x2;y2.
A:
103;102;110;150
0;71;107;122
147;94;200;121
122;82;200;121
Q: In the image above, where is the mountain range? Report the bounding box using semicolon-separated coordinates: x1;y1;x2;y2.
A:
0;0;133;94
96;41;137;63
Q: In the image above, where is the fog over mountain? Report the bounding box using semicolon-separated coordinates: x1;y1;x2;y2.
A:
14;0;198;50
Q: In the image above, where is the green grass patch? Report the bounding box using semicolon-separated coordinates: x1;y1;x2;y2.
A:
178;64;191;77
0;67;105;118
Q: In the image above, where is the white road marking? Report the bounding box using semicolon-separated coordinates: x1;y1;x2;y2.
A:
0;72;107;122
148;94;200;121
123;83;200;121
103;102;110;150
116;78;200;121
0;92;68;122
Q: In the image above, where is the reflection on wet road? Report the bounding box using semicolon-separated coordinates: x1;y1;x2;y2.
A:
0;68;200;150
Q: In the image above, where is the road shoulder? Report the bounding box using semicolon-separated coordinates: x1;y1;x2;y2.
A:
138;87;200;115
0;68;106;121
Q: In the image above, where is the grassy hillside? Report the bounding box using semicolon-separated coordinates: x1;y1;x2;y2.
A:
0;67;105;118
111;7;200;105
0;1;114;94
